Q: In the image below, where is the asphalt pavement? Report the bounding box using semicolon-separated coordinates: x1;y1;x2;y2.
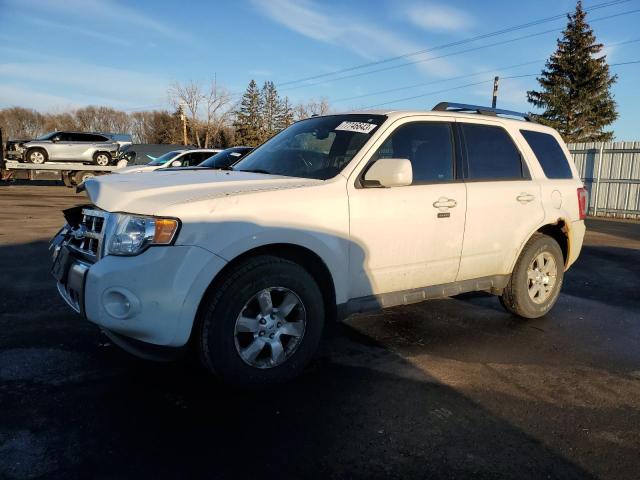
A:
1;183;639;479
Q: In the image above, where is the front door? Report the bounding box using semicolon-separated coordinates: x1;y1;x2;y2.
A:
347;118;466;298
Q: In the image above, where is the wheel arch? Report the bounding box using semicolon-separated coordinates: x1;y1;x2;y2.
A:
25;146;48;162
194;243;338;334
511;218;570;272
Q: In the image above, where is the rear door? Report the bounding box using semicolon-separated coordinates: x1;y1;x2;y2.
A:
455;119;544;281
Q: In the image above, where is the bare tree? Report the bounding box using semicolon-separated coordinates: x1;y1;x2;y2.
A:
0;107;45;139
203;78;235;148
293;98;331;120
168;81;203;146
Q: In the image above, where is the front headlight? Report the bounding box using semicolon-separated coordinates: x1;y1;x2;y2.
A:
106;214;179;256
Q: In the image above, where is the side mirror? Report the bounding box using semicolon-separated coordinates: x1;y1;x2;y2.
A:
363;158;412;187
52;136;61;143
171;160;182;167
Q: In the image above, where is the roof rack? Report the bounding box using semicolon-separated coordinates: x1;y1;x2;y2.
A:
432;102;535;122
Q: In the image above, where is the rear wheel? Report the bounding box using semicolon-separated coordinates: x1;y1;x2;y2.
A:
93;152;111;166
196;255;325;386
62;172;74;187
499;233;564;318
74;171;96;185
27;148;47;164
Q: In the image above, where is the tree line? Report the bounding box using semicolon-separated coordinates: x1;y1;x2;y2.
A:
0;80;329;147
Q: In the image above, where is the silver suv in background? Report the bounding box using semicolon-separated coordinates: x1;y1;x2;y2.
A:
12;131;125;165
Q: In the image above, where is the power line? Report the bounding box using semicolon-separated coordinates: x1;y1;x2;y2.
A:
335;36;640;106
332;60;544;104
359;59;640;109
280;7;640;92
277;0;633;87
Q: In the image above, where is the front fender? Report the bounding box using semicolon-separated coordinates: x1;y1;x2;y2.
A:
212;228;351;304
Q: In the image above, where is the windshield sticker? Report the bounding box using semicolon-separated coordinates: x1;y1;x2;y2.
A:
335;121;378;134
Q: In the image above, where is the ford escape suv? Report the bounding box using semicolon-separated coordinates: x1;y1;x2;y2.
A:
50;102;587;386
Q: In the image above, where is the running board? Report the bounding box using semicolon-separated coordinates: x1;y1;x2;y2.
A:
338;274;510;319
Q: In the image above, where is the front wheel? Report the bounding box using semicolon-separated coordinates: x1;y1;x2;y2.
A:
93;152;111;166
196;256;325;386
499;233;564;319
27;148;47;164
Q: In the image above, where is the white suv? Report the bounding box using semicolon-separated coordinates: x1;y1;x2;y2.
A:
50;103;587;386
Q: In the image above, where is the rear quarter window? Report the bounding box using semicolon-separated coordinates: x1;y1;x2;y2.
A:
520;130;573;179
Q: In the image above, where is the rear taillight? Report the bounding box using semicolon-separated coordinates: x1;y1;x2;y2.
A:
577;187;588;220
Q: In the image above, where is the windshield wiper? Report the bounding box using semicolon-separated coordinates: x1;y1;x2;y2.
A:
237;168;272;175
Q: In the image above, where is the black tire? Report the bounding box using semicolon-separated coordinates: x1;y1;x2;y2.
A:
500;233;564;319
93;151;111;166
196;255;325;387
74;171;96;184
62;172;74;187
26;148;47;164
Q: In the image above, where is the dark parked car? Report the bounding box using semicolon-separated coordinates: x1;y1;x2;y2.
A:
198;146;254;169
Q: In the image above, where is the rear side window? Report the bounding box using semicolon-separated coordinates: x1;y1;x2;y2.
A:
461;124;526;180
520;130;573;179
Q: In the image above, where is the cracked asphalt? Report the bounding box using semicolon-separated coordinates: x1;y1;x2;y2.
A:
1;183;639;479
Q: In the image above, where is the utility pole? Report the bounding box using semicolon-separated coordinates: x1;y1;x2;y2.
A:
179;102;188;145
491;76;499;108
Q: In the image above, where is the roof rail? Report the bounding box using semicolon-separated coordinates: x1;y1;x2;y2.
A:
432;102;535;122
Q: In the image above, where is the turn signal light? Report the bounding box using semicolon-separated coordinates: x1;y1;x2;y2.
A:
153;219;179;244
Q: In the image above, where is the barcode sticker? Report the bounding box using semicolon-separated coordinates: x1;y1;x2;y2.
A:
335;121;378;134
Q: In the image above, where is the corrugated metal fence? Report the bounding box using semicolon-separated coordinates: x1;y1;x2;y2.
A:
569;141;640;219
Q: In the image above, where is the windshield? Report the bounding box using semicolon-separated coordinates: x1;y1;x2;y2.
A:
35;132;57;140
199;148;251;169
232;114;386;180
147;151;182;166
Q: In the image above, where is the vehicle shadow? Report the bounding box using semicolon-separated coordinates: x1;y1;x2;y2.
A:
0;239;599;479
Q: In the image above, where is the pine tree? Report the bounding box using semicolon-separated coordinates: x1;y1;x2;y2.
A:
260;81;280;141
276;96;294;131
233;80;263;146
527;1;617;142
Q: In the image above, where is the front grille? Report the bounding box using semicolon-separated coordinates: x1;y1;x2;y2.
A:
67;208;109;260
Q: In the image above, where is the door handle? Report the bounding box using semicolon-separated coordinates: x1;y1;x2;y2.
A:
516;193;536;203
433;198;457;209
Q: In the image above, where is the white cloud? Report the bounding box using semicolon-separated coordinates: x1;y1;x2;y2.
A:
252;0;457;78
0;84;84;111
6;0;188;41
0;62;169;109
403;3;473;32
22;16;132;47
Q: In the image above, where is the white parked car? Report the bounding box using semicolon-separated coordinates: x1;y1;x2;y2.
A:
50;103;587;386
114;149;221;174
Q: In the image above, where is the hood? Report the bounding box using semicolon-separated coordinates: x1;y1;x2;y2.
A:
84;169;322;215
112;165;160;174
7;138;32;146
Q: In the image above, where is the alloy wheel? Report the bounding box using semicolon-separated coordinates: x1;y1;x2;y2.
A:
234;287;306;369
527;251;558;304
30;151;45;164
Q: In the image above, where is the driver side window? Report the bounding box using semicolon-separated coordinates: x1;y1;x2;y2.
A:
373;122;455;184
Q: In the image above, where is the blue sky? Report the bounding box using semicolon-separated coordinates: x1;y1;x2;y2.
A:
1;0;639;138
